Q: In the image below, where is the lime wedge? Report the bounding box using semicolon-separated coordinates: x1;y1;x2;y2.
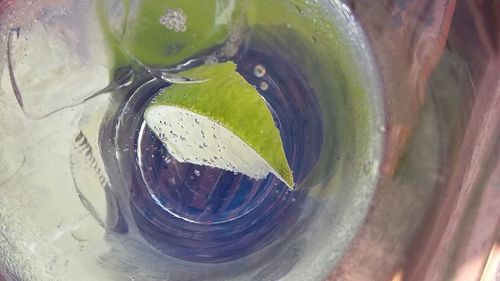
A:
122;0;242;68
144;62;294;188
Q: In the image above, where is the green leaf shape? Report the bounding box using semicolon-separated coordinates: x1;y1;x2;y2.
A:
148;61;294;188
121;0;242;67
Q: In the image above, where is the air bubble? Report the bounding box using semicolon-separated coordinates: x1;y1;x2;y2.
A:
194;170;200;177
259;81;269;91
253;64;267;78
205;55;218;65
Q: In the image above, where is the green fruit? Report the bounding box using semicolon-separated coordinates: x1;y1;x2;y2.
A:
144;61;294;188
122;0;242;68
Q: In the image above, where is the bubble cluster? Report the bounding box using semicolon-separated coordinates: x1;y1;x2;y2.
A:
144;106;273;180
159;8;187;32
204;55;219;65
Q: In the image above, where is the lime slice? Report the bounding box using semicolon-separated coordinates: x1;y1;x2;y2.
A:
144;62;294;188
121;0;242;68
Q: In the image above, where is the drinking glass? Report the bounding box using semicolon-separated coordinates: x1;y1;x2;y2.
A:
0;0;498;280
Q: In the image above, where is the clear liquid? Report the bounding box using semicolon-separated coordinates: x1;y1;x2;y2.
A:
100;40;324;262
